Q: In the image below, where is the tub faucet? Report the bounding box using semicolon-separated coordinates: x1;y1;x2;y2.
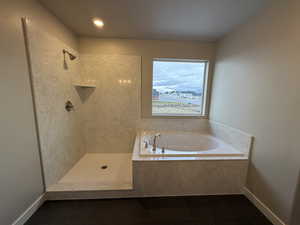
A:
152;133;161;152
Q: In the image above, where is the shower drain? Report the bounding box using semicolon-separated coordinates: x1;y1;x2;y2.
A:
101;165;108;170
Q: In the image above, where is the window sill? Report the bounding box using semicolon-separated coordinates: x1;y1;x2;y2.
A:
150;114;208;119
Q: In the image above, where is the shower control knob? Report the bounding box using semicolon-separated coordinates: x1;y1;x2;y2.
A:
65;100;74;112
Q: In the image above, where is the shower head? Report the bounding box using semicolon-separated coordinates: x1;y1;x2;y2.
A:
68;54;76;60
63;49;77;61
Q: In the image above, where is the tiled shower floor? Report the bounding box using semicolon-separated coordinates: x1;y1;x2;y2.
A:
47;153;133;191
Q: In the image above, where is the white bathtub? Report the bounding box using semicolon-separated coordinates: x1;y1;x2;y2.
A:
140;131;244;157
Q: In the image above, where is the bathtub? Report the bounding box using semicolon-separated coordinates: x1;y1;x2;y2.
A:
140;131;244;157
130;125;251;197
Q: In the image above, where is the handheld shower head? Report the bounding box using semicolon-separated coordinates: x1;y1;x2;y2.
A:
63;49;77;61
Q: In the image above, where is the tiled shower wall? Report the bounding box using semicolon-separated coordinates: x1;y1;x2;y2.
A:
26;20;85;187
80;54;141;153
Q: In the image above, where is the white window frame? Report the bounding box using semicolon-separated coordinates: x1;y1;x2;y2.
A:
151;58;210;118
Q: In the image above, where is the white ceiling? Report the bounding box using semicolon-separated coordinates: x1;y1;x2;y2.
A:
39;0;270;41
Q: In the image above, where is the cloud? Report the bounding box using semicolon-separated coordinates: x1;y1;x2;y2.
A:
153;61;205;93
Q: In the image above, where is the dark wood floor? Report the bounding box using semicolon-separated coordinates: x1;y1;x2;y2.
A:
25;195;272;225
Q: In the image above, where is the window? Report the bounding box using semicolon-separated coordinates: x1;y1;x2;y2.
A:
152;58;209;117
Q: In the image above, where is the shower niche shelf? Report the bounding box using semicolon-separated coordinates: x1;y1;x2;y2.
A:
73;80;96;88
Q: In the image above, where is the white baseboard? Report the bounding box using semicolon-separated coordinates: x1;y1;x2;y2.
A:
12;194;46;225
243;187;286;225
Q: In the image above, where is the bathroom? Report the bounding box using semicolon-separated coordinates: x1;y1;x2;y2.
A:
1;0;299;225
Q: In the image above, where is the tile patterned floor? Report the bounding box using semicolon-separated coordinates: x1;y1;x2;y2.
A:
25;195;272;225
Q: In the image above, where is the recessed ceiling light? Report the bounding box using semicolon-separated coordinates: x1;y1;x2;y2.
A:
93;18;104;28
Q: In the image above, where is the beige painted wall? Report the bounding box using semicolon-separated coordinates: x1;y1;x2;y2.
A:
0;0;78;224
79;38;216;118
210;0;300;223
